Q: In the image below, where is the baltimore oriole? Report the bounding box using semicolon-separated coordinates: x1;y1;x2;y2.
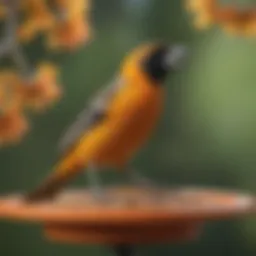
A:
25;42;188;202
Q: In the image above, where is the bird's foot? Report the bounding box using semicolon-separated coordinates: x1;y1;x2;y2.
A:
90;187;132;206
89;186;110;204
128;171;163;202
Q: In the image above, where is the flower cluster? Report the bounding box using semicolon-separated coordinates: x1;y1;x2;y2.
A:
47;0;92;50
18;0;92;50
0;0;91;146
185;0;256;36
0;63;60;145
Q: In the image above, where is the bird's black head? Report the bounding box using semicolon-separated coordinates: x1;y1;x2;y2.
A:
142;44;188;83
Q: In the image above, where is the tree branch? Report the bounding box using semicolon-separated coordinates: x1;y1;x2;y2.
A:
4;0;32;76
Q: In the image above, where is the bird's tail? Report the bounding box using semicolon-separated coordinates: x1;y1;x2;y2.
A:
24;170;74;203
24;155;84;203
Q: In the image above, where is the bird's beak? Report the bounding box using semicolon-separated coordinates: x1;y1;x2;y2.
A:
164;45;189;71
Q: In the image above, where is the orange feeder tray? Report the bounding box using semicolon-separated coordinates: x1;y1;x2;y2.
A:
0;187;255;255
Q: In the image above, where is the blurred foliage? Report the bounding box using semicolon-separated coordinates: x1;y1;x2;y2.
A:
0;0;255;256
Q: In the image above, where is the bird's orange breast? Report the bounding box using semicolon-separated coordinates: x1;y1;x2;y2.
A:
92;73;164;168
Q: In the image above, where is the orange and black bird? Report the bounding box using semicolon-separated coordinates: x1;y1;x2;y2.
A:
25;42;188;202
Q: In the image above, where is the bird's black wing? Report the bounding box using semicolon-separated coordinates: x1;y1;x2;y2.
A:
57;77;123;156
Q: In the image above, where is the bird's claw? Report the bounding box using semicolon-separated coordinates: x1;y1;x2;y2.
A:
89;187;117;205
128;171;163;202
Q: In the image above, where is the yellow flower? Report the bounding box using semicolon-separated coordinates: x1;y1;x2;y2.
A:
0;71;29;145
185;0;205;13
0;109;29;146
0;64;61;145
0;4;6;19
19;0;55;42
185;0;215;14
245;19;256;36
54;0;90;18
21;63;62;111
185;0;256;37
186;0;216;29
194;12;214;29
0;71;23;113
222;8;256;36
47;14;91;50
46;0;92;50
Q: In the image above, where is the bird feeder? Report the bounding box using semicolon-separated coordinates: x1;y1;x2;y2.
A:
0;186;255;256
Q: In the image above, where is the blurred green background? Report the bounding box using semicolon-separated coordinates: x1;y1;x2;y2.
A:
0;0;255;255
